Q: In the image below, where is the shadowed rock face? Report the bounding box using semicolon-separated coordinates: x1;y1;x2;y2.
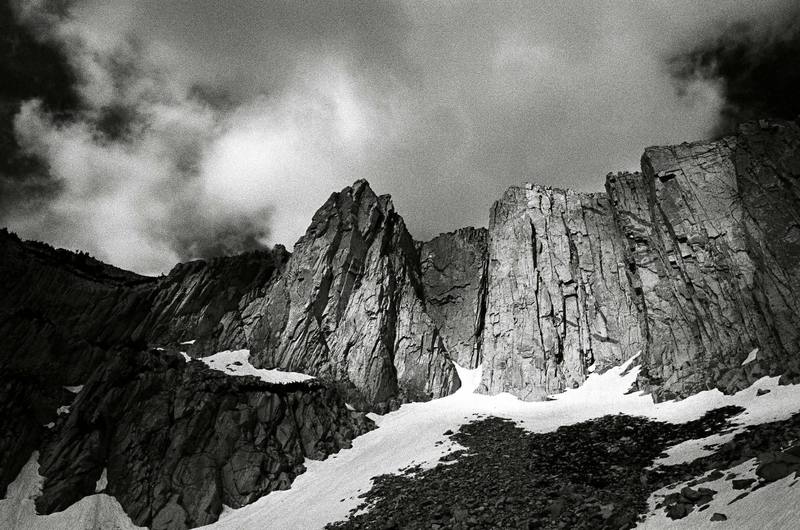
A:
419;227;489;368
34;349;373;530
608;119;800;400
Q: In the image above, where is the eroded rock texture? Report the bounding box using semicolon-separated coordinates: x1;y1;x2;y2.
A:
35;349;373;530
608;119;800;399
247;180;460;411
419;227;488;368
479;186;645;399
2;118;799;528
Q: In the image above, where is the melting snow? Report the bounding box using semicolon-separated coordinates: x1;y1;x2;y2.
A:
180;339;196;345
205;356;800;530
200;350;314;384
0;453;142;529
55;406;70;416
63;385;84;394
5;354;800;530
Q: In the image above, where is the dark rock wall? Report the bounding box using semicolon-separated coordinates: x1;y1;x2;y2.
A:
419;227;489;368
0;230;371;527
35;350;373;530
136;248;290;354
607;119;800;399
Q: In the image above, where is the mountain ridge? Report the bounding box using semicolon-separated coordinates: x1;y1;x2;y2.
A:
1;117;799;529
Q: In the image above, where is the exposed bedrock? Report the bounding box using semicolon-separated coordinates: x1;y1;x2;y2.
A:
34;349;373;530
478;186;645;399
246;180;460;412
419;227;489;368
607;119;800;400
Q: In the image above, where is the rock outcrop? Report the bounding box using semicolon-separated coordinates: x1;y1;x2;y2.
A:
608;119;800;399
419;227;488;368
244;180;459;411
479;186;645;399
35;349;372;529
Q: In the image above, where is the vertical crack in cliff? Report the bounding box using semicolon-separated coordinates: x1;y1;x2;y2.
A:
473;244;490;369
528;214;548;373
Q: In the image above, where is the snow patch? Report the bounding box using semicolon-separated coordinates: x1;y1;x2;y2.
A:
742;348;759;365
64;385;84;394
56;406;70;416
0;452;142;530
179;352;191;362
180;339;196;345
201;350;314;385
203;355;800;530
639;459;800;529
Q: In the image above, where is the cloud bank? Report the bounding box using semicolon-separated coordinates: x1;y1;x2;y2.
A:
2;0;799;274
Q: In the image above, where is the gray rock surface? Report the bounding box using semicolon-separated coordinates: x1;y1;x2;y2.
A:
607;119;800;399
479;186;645;399
419;227;488;368
244;180;460;411
35;349;373;530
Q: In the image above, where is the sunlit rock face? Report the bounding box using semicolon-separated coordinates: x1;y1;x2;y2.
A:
244;180;460;412
608;119;800;400
479;185;645;400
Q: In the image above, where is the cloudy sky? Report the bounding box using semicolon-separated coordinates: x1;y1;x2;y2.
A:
2;0;799;274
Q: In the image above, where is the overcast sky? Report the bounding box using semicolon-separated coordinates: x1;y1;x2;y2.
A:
3;0;799;274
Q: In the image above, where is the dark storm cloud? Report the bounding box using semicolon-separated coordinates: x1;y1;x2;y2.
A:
0;0;79;211
669;8;800;136
3;0;799;274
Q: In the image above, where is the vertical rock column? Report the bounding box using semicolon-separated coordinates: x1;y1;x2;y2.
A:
480;185;643;400
606;120;800;399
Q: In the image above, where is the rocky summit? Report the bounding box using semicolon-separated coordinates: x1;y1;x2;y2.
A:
1;118;799;529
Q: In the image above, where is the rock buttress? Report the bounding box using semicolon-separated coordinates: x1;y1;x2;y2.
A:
606;119;800;400
246;180;460;412
419;227;489;368
479;185;645;400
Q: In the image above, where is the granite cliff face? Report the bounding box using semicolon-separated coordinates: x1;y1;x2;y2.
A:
608;119;800;399
243;180;460;411
1;118;799;528
479;186;645;399
419;227;488;368
477;119;799;400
